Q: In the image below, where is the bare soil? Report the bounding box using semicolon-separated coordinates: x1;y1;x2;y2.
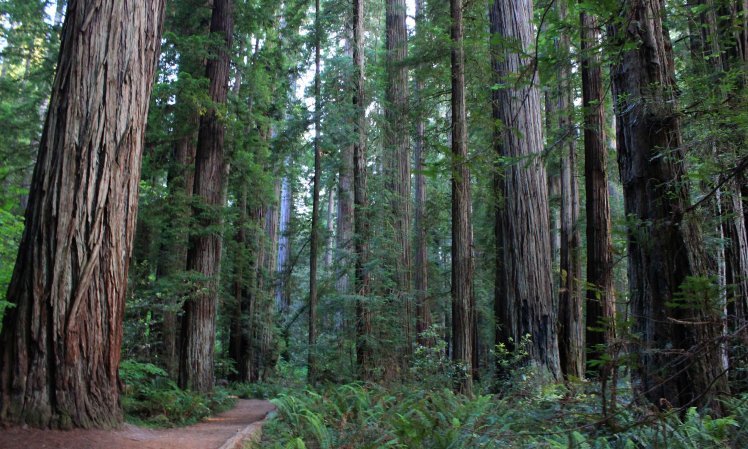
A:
0;399;275;449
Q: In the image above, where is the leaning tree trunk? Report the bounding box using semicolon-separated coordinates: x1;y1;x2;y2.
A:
0;0;164;428
353;0;373;379
579;7;615;376
450;0;475;396
490;0;561;379
611;0;729;411
179;0;233;393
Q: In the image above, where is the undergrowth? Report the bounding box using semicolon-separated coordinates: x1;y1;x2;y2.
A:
250;376;746;449
120;359;236;427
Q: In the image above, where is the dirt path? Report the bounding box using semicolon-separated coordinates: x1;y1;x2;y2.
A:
0;399;275;449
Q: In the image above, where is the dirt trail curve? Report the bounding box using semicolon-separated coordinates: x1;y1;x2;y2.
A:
0;399;275;449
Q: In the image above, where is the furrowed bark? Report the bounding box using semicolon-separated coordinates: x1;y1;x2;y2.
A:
0;0;165;428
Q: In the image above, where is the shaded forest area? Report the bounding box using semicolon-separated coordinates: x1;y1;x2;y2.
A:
1;0;748;447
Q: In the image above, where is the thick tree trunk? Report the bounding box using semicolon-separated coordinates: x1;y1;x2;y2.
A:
611;0;729;411
450;0;474;396
555;0;584;379
0;0;164;428
385;0;413;361
579;8;615;376
490;0;561;379
413;0;432;347
308;0;322;384
353;0;373;379
179;0;233;393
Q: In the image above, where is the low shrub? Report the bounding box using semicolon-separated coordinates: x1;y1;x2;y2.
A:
253;378;744;449
120;359;235;427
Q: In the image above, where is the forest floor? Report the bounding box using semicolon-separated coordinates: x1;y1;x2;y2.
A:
0;399;275;449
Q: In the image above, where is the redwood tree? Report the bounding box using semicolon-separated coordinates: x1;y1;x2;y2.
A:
308;0;322;383
611;0;729;410
0;0;165;428
490;0;561;379
413;0;432;346
555;0;584;379
579;6;615;375
384;0;413;359
353;0;373;378
179;0;234;392
451;0;475;395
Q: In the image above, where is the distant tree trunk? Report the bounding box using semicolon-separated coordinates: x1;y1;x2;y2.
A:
308;0;322;384
157;3;211;377
353;0;373;379
555;0;584;379
579;8;615;376
277;170;293;311
229;184;253;382
490;0;561;379
179;0;233;393
337;140;354;294
611;0;729;411
325;188;335;268
413;0;432;347
450;0;474;396
0;0;164;428
385;0;413;361
258;177;281;380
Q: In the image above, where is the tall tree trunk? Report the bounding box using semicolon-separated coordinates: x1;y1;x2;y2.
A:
353;0;373;379
385;0;412;361
490;0;561;379
258;177;281;380
277;169;293;312
325;188;335;268
337;141;354;294
413;0;432;347
555;0;584;379
156;2;211;376
308;0;322;384
450;0;474;396
179;0;233;393
229;184;252;382
579;7;615;376
611;0;729;411
0;0;164;428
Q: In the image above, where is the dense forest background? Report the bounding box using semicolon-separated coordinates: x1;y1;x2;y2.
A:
1;0;748;447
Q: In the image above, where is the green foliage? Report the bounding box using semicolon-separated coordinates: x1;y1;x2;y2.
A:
119;359;236;427
255;380;745;449
0;208;22;325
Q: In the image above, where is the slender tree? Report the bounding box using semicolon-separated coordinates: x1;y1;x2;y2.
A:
579;6;615;375
451;0;475;395
555;0;584;379
353;0;373;378
413;0;433;346
179;0;234;392
0;0;165;428
490;0;561;379
308;0;322;383
611;0;729;410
